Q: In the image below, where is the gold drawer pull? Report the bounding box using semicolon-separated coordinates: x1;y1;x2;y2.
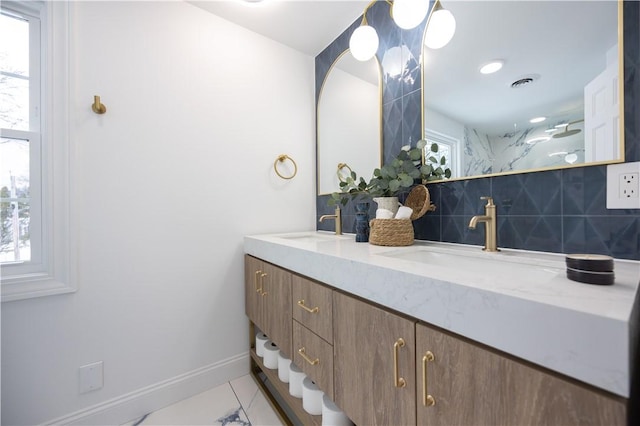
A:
254;271;263;293
422;351;436;406
298;347;319;366
255;271;267;296
393;338;407;388
297;299;319;314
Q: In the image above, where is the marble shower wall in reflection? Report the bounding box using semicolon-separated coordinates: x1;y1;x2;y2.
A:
317;1;640;260
463;123;585;177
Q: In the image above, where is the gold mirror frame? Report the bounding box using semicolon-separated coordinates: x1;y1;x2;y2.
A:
421;0;625;182
317;49;383;195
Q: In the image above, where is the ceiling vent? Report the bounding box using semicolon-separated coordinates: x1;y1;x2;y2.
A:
510;74;540;89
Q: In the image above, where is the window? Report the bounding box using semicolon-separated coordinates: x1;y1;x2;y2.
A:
1;1;74;301
1;6;41;266
425;128;461;179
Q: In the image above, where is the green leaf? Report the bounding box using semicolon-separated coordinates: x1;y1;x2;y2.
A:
373;168;381;177
430;144;439;153
409;149;422;161
445;168;452;179
388;179;400;192
421;164;433;176
428;156;438;164
440;156;446;165
399;173;413;187
416;139;427;150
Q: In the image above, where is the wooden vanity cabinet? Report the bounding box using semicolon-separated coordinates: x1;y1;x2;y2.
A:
244;255;292;359
416;322;626;426
333;291;416;426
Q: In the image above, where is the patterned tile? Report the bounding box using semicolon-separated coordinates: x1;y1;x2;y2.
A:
563;216;640;260
492;171;562;216
402;90;422;148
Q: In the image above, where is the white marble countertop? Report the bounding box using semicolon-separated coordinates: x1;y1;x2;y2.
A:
244;231;640;398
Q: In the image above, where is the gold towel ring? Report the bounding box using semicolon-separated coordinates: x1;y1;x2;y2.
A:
92;95;106;114
274;154;297;180
337;162;353;182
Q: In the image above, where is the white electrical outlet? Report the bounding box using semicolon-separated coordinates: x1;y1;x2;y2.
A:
607;161;640;209
79;361;103;394
619;172;639;198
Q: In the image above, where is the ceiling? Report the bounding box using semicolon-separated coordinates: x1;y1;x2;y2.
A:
188;0;370;56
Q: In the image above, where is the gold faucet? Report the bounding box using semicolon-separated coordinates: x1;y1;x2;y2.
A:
468;196;498;252
319;207;342;235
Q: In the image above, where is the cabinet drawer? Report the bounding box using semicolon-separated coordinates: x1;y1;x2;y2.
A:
292;274;333;342
293;320;333;400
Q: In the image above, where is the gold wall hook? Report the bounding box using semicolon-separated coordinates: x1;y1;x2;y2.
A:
92;95;106;114
274;154;297;180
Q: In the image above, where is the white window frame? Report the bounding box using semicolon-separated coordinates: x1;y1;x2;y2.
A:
425;128;461;179
1;1;75;302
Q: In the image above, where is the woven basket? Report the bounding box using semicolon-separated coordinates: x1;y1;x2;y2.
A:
369;219;414;246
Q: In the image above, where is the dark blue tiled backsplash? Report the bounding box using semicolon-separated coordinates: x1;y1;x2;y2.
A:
317;1;640;261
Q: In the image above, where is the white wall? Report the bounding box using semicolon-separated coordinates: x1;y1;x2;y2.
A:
1;1;316;424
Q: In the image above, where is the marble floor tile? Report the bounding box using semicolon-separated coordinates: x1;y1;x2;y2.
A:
231;375;283;426
123;375;282;426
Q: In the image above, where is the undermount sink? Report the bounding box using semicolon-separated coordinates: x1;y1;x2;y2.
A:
379;245;565;284
276;232;349;243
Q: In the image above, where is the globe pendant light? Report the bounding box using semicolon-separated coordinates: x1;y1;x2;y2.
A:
392;0;429;30
424;0;456;49
350;24;379;61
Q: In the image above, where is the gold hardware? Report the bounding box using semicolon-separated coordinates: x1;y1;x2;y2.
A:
274;154;298;180
319;207;342;235
468;196;499;252
298;347;319;366
422;351;436;407
297;300;319;314
336;163;353;183
92;95;107;114
393;338;406;388
259;272;267;296
254;270;262;293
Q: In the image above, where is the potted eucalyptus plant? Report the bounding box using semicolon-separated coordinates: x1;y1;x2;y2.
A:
328;139;451;209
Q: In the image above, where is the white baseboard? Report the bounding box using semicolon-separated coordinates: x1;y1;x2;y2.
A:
45;352;250;426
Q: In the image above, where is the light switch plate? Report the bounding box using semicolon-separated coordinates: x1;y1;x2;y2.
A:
607;161;640;209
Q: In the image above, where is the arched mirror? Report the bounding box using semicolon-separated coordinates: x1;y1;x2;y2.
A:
422;0;623;179
317;50;382;195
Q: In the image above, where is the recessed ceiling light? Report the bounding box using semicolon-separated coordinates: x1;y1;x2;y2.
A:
526;136;550;145
480;60;504;74
548;151;568;157
530;117;546;124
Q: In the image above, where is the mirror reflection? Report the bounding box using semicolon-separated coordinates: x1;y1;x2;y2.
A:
317;50;382;195
422;1;622;179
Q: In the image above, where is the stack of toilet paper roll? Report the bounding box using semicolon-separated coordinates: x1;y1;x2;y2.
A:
263;340;279;370
255;332;269;357
288;362;306;398
322;395;353;426
255;331;351;423
302;377;324;415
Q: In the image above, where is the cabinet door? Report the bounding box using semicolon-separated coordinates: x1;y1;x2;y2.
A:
259;261;292;360
292;274;333;342
244;255;292;360
244;255;263;328
293;320;334;400
333;292;416;425
416;323;626;426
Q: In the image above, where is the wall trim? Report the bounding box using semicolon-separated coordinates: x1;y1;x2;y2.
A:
44;352;250;426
